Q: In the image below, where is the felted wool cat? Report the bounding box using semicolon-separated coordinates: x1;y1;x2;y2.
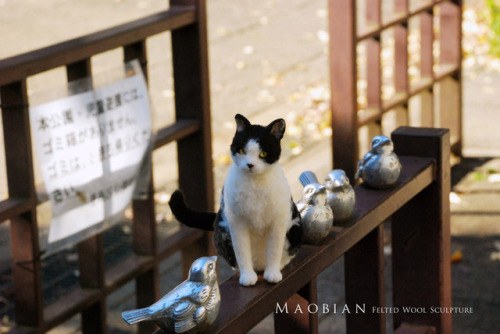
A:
169;114;303;286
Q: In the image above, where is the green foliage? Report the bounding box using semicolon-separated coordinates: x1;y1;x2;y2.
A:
487;0;500;57
471;171;487;181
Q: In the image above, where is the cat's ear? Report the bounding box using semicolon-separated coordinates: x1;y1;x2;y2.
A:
267;118;286;140
235;114;251;132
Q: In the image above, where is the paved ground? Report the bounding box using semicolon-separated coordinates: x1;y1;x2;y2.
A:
1;0;500;333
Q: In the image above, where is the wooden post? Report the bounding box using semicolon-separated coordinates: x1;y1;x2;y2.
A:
391;127;452;333
124;41;160;334
345;225;386;334
329;0;358;180
439;1;462;156
1;81;43;328
67;59;108;334
171;0;214;275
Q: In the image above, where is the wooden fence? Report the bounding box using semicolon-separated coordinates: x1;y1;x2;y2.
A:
330;0;462;181
0;0;212;333
0;0;454;333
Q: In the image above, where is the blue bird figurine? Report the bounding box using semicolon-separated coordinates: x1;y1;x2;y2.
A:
122;256;220;334
355;135;402;189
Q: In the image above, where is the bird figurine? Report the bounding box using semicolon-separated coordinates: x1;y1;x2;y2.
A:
324;169;355;223
122;256;220;334
297;171;333;244
355;135;402;189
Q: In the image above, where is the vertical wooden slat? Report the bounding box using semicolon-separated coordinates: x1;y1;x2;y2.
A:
394;0;409;95
437;77;460;148
393;106;409;130
394;0;409;138
1;81;43;327
171;0;214;275
439;1;461;67
345;225;386;334
366;0;382;152
366;0;381;26
439;1;462;156
66;59;92;82
66;59;108;334
124;41;149;81
391;127;452;334
418;90;434;127
124;41;156;257
419;10;435;127
329;0;358;180
420;11;434;79
274;278;319;334
366;38;382;111
124;40;160;334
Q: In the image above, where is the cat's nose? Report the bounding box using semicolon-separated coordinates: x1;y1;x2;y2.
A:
247;163;254;169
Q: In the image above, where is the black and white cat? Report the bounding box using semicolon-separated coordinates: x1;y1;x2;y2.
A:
169;114;303;286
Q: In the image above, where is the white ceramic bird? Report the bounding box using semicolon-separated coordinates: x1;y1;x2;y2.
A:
324;169;355;223
122;256;220;334
297;172;333;244
355;135;402;189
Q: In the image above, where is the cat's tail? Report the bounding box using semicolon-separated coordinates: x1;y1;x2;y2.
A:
168;190;216;231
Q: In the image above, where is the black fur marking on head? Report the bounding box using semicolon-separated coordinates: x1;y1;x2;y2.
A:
231;115;285;165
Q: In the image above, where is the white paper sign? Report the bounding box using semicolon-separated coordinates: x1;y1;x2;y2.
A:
30;68;152;243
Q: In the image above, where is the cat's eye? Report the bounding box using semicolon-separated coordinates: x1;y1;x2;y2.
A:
259;151;268;158
238;148;245;155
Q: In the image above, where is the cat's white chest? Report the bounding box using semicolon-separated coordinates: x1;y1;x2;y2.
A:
224;164;290;233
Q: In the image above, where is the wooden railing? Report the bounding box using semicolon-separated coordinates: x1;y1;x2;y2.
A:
0;1;212;333
210;127;452;334
330;0;462;181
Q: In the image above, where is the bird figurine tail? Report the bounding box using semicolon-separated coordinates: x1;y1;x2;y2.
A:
122;307;154;325
354;160;362;180
299;171;320;186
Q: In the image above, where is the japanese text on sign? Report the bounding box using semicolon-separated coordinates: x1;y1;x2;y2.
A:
30;66;152;244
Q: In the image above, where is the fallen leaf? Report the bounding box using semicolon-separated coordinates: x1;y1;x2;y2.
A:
124;207;133;220
215;154;232;166
236;60;247;70
316;8;327;18
489;251;500;261
316;30;329;43
450;192;461;204
451;250;463;263
243;45;254;55
493;240;500;251
487;174;500;183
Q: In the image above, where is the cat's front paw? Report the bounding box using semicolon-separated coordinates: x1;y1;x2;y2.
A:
239;271;258;286
263;268;282;283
